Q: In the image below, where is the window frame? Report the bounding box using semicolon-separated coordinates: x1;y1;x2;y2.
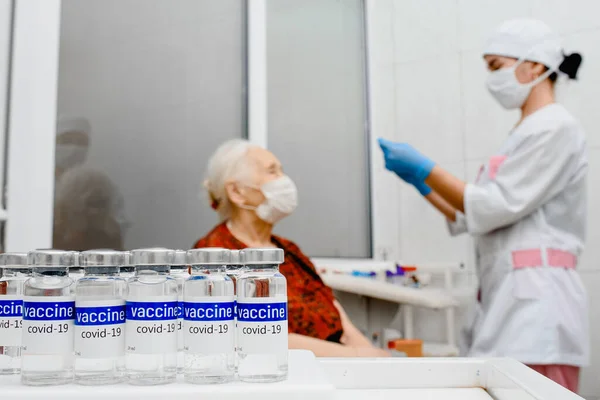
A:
5;0;60;252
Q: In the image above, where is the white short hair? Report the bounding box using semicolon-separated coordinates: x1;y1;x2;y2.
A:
204;139;257;220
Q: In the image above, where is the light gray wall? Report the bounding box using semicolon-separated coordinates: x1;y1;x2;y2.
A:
368;0;600;397
267;0;371;258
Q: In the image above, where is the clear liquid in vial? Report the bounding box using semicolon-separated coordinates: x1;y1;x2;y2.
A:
0;271;28;375
183;272;235;384
126;270;178;385
21;275;75;386
170;266;189;374
74;271;126;385
237;268;288;383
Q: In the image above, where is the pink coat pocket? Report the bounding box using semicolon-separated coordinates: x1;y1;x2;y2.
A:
488;155;507;180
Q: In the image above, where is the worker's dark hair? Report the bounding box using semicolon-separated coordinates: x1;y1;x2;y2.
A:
549;52;583;82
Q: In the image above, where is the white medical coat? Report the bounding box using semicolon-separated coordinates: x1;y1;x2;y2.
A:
450;104;589;366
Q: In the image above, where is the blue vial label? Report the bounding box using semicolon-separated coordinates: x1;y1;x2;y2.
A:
177;301;183;319
237;302;287;322
75;305;127;326
0;296;23;346
74;300;126;358
22;296;75;355
0;299;23;317
237;298;288;355
23;300;75;321
183;297;235;355
183;301;235;322
126;301;179;321
125;297;178;355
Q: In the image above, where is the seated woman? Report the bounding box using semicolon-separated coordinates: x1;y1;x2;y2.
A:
195;139;389;357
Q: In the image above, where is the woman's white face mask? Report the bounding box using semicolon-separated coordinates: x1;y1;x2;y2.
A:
241;175;298;224
486;59;554;109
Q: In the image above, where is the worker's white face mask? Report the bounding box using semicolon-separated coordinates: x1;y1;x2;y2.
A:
55;144;88;171
241;175;298;224
486;59;555;109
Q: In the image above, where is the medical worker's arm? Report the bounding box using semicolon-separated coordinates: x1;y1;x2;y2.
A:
443;128;579;235
424;190;460;221
425;168;466;213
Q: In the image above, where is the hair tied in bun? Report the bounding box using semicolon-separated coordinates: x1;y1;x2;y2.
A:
559;52;583;80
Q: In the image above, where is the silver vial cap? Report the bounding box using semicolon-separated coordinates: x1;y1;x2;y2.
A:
130;248;174;265
0;252;28;268
240;248;284;265
28;250;77;267
187;248;230;265
173;250;187;266
229;250;241;265
72;251;81;266
80;250;129;267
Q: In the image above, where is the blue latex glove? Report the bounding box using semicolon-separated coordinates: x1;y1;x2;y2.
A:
410;177;432;196
378;138;435;186
389;167;432;196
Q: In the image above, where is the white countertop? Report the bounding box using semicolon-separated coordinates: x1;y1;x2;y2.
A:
0;351;584;400
320;274;458;308
334;388;492;399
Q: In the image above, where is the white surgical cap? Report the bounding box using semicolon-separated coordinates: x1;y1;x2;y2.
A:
483;19;563;70
57;116;91;136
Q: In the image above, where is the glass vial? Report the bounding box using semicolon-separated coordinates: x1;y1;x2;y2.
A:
119;252;134;280
184;248;234;384
126;248;178;385
171;250;189;374
0;253;30;375
226;250;243;370
69;252;84;283
237;248;288;383
21;250;76;386
74;250;128;385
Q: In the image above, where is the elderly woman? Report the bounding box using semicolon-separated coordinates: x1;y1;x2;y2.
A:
195;139;389;357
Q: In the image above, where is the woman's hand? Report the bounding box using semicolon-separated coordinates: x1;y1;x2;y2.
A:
334;300;376;348
378;138;435;183
354;346;392;358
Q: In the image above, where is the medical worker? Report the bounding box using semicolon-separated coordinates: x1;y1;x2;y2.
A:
379;19;588;393
53;116;129;251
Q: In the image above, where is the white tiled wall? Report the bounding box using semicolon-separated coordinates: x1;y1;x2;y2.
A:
368;1;600;397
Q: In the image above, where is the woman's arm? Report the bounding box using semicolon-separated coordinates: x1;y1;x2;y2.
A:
288;334;390;357
289;333;357;357
333;300;373;348
424;189;460;221
425;166;466;213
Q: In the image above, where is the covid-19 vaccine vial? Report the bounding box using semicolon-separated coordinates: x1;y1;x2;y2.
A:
184;248;234;384
119;252;134;280
21;250;76;386
126;248;178;385
69;252;84;284
74;250;128;385
226;250;243;369
237;248;288;383
0;253;30;375
171;250;189;374
226;249;243;296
